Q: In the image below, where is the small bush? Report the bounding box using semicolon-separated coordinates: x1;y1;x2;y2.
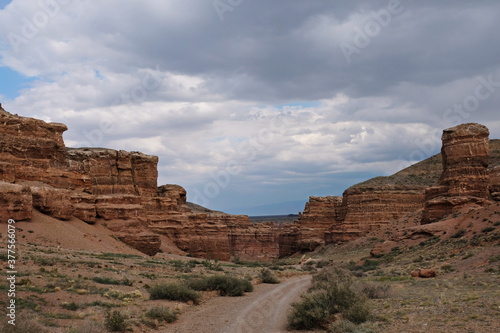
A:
145;306;178;323
1;313;49;333
187;275;253;296
61;302;81;311
328;320;378;333
482;226;495;233
104;310;128;332
358;282;391;299
288;268;370;330
92;277;133;286
451;229;466;238
259;268;280;284
66;320;105;333
343;301;372;324
149;283;201;304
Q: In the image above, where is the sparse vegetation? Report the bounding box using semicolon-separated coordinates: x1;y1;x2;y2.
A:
357;282;391;299
104;310;128;332
0;312;49;333
66;320;106;333
92;276;133;286
148;282;201;304
288;267;372;330
259;268;280;284
187;275;253;296
482;226;495;233
144;305;179;324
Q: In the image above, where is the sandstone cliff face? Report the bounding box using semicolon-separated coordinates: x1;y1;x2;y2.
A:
0;182;32;222
489;166;500;201
0;109;294;259
326;186;426;242
297;196;342;248
422;123;491;224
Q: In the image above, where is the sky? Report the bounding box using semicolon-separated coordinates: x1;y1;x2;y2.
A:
1;0;500;215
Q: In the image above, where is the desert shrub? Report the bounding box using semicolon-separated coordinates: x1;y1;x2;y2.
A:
148;283;201;304
92;277;133;286
66;320;105;333
343;301;372;324
316;260;330;268
348;259;380;273
187;275;253;296
259;268;280;284
1;313;49;333
357;282;391;299
145;306;178;323
61;302;81;311
441;264;454;273
288;268;370;330
328;320;378;333
451;229;466;238
104;310;128;332
288;290;332;329
482;226;495;233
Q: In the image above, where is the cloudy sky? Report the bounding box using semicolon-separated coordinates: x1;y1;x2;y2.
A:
1;0;500;215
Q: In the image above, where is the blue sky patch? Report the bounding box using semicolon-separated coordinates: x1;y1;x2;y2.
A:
275;101;321;109
0;0;12;10
0;66;35;100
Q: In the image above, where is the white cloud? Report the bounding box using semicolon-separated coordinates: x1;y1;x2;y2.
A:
1;0;500;213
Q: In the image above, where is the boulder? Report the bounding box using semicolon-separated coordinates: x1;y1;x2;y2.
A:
115;233;161;256
30;185;74;220
0;182;32;221
411;269;437;278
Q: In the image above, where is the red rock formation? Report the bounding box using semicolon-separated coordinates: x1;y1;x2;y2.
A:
115;233;161;256
30;185;74;220
489;166;500;201
0;182;32;222
422;123;491;224
0;108;292;259
327;186;426;242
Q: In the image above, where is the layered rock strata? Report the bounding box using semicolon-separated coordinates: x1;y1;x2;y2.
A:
326;186;426;242
296;196;342;248
0;109;297;259
421;123;491;224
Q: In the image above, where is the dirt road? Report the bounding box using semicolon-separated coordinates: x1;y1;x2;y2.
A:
168;275;312;333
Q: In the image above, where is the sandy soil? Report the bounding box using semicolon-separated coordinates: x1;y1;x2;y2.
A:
168;275;312;333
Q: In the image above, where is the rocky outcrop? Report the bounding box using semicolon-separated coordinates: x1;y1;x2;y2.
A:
30;185;74;220
327;186;426;242
3;106;498;258
0;182;32;222
489;166;500;201
0;108;296;259
115;233;162;256
296;196;342;249
422;123;491;224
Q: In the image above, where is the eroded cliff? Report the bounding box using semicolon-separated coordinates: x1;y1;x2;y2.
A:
0;108;296;259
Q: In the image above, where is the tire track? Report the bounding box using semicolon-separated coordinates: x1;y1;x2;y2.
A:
169;275;311;333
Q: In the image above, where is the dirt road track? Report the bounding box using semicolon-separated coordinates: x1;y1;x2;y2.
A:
168;275;312;333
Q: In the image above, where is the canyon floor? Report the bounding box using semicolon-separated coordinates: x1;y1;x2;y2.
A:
1;210;500;333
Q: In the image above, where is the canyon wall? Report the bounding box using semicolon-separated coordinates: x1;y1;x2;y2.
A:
305;125;499;245
326;186;426;242
3;105;499;258
0;108;296;260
